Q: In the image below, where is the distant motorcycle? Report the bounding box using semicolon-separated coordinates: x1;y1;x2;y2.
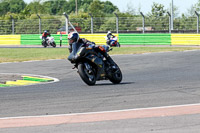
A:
41;36;56;48
107;36;120;47
68;44;122;86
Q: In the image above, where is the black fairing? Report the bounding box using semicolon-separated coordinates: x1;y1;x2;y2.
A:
68;43;105;80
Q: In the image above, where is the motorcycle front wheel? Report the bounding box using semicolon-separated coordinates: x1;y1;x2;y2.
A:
78;63;96;86
51;42;56;48
108;65;122;84
117;42;121;47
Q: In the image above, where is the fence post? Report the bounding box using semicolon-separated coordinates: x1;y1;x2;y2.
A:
195;11;199;34
171;0;174;30
63;12;69;35
114;13;119;34
37;14;41;34
10;15;14;34
140;12;145;33
89;13;93;34
167;12;171;34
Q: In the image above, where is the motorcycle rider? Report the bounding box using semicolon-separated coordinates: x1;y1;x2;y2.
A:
42;30;51;43
106;31;116;45
68;32;116;68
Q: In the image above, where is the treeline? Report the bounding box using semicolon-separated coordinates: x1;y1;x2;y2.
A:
0;0;121;19
0;0;200;34
0;0;138;34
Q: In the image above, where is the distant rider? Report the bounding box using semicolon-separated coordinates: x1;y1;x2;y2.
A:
68;32;116;68
106;31;115;45
42;30;51;43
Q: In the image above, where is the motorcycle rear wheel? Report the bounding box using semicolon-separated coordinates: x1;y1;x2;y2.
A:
78;63;96;86
42;41;47;48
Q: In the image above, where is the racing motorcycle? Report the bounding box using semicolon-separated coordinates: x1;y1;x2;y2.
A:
41;36;56;48
68;44;122;86
107;36;120;47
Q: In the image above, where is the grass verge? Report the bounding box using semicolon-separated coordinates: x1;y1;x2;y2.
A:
0;47;200;63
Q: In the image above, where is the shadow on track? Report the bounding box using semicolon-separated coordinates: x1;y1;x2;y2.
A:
95;82;135;86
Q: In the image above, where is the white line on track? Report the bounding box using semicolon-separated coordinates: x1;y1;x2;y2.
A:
1;103;200;120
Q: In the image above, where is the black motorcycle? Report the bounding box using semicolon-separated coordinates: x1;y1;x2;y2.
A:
68;44;122;86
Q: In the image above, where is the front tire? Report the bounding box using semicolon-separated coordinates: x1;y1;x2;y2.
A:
108;66;122;84
51;42;56;48
78;63;96;86
117;42;121;47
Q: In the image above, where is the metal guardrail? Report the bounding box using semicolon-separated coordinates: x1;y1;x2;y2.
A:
0;12;199;35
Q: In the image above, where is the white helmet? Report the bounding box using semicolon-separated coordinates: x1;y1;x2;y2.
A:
107;31;112;34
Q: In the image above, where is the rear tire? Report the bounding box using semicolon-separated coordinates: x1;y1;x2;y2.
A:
78;63;96;86
42;41;47;48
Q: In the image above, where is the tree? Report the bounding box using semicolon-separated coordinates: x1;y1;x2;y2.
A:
187;4;196;17
9;0;26;13
187;0;200;16
0;0;10;16
167;3;179;18
88;0;104;17
0;0;26;16
147;2;168;30
102;1;118;14
148;2;167;18
24;0;45;14
43;0;68;15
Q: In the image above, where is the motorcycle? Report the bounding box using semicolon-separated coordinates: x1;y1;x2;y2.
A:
107;36;120;47
68;44;122;86
41;36;56;48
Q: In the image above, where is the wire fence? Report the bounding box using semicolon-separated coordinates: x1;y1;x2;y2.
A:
0;15;199;35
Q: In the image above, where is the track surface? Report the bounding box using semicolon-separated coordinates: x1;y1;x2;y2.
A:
1;50;200;132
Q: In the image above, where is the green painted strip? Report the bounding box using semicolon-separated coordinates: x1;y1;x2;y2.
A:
119;34;171;45
22;76;54;82
20;34;68;45
0;84;14;87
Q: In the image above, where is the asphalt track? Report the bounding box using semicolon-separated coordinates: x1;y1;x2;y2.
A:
1;50;200;132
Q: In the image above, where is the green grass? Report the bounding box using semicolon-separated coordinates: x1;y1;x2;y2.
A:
0;48;69;63
0;47;200;63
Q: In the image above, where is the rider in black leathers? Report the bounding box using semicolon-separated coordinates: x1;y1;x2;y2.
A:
67;32;116;67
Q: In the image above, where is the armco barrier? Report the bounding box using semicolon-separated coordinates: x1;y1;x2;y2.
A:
21;34;68;45
118;34;171;45
0;35;20;45
171;34;200;45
